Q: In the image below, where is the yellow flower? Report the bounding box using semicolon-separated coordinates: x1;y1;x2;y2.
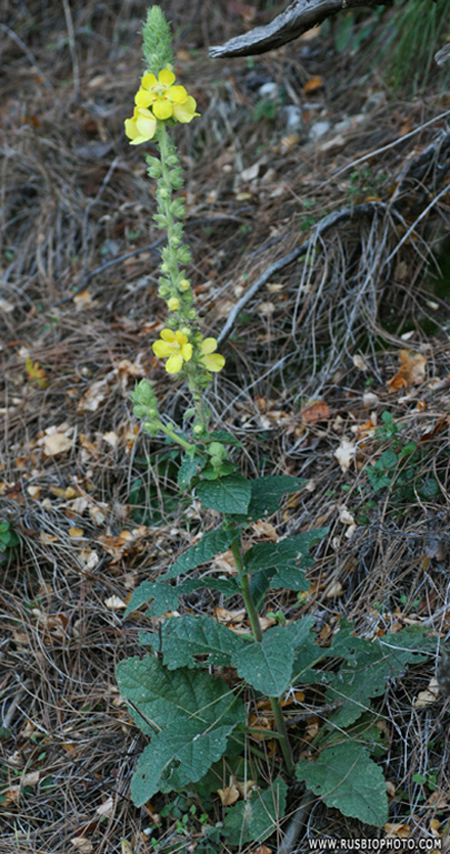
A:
124;106;157;145
198;338;225;373
152;329;192;374
167;297;180;311
135;68;199;123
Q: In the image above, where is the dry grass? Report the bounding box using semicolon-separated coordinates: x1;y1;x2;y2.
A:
2;1;450;851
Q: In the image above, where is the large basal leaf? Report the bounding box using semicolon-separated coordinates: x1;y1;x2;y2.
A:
247;475;306;520
116;656;245;805
296;742;388;827
235;626;295;696
131;721;236;806
326;626;434;727
160;528;238;580
196;474;252;515
222;777;287;845
157;614;247;669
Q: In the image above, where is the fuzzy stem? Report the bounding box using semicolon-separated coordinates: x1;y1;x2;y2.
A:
232;537;295;774
269;696;294;775
157;422;194;452
232;539;262;643
157;122;210;434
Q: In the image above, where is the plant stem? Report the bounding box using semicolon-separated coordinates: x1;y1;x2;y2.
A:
269;696;294;775
232;539;262;643
232;536;295;775
159;421;194;452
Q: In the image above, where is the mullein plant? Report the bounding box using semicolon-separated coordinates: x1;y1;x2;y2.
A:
126;7;224;444
116;6;429;841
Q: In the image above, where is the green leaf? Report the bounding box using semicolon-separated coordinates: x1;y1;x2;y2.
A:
326;627;433;727
222;777;287;844
247;475;305;520
235;626;295;696
208;430;243;447
132;721;236;804
296;742;388;827
244;530;327;586
177;455;204;488
156;614;247;669
160;528;238;580
196;475;252;515
272;565;310;591
123;581;182;618
116;655;245;806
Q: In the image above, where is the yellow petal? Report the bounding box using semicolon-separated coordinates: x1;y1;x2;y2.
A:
152;341;173;358
135;112;157;140
172;96;199;123
124;118;139;140
200;337;218;355
166;85;188;103
166;352;183;373
202;353;225;372
152;99;173;120
158;69;176;87
135;89;153;108
160;329;176;342
180;343;193;362
174;331;189;345
141;72;157;89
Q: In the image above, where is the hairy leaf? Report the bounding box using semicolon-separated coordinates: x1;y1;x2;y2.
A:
131;721;236;805
235;626;295;696
244;530;327;576
157;614;247;669
247;475;306;520
296;742;388;827
196;474;252;515
326;627;433;727
160;528;238;580
116;656;245;805
222;777;287;844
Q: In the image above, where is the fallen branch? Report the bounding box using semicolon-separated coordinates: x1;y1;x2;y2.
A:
217;202;386;345
209;0;388;58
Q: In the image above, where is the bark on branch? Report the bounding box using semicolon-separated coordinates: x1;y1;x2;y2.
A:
209;0;389;58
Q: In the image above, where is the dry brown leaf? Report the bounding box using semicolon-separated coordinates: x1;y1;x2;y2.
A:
384;823;410;838
334;437;356;473
249;846;272;854
251;520;278;540
387;349;427;393
301;400;331;424
211;548;237;574
73;289;92;309
427;789;449;809
217;785;240;806
326;581;343;598
104;595;127;611
97;526;148;561
413;678;440;708
302;75;324;94
41;431;73;456
353;354;369;371
69;527;84;538
77;379;108;412
236;779;257;798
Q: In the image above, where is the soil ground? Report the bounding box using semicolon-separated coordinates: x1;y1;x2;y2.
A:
2;1;450;852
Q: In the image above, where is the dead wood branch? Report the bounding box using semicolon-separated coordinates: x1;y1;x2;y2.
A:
209;0;388;58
